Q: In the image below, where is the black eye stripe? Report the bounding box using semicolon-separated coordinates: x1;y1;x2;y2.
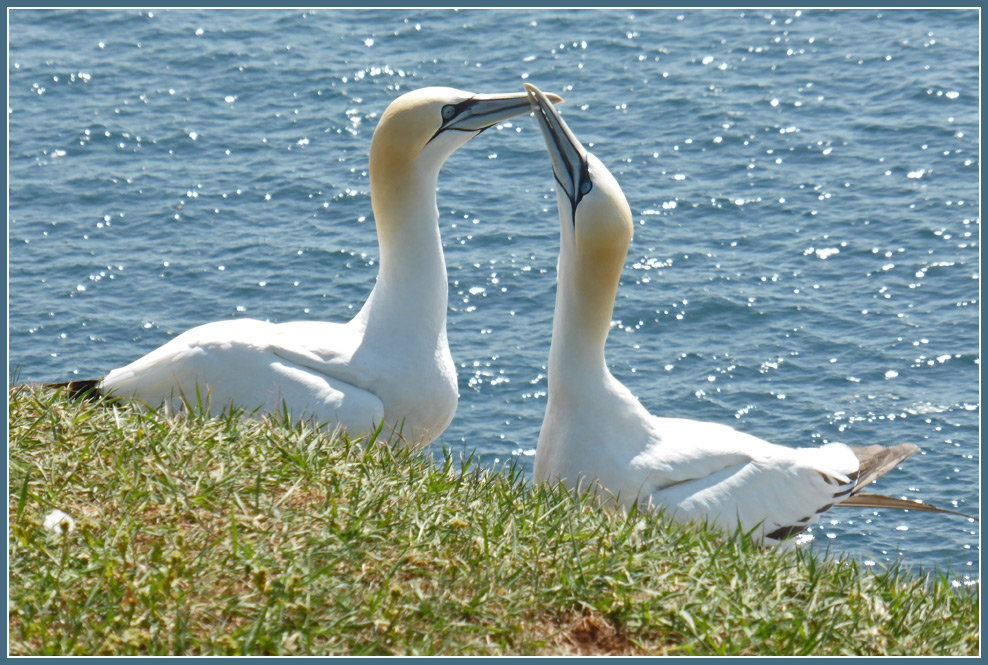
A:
441;99;475;125
574;158;592;211
578;168;593;197
426;98;478;145
572;171;593;226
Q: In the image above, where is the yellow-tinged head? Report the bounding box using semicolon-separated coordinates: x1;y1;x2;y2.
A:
369;87;563;216
524;83;633;280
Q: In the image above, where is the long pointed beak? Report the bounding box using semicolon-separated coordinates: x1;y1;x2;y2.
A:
446;89;565;133
524;82;588;214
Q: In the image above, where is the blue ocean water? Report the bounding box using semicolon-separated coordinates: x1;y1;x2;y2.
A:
8;8;979;581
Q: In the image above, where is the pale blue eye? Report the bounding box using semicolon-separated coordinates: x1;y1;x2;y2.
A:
441;105;456;121
580;179;593;195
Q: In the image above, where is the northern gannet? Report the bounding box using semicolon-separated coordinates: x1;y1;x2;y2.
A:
53;86;561;449
523;83;972;544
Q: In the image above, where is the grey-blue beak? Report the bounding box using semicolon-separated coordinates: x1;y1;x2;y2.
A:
525;82;591;220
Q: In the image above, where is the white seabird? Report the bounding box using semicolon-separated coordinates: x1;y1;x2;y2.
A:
57;86;560;449
523;83;971;544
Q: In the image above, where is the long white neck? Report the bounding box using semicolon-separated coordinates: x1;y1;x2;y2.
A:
546;240;624;397
356;158;448;346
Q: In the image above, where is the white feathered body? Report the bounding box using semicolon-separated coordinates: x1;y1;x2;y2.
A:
527;87;862;544
90;87;549;449
101;315;458;448
535;369;860;544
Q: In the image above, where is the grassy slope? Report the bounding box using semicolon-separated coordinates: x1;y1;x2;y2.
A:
6;387;979;656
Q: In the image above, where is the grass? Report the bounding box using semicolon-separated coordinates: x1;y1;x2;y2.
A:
7;386;980;656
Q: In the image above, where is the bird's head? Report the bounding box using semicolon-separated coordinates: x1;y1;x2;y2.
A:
372;86;561;177
369;85;562;220
525;83;633;272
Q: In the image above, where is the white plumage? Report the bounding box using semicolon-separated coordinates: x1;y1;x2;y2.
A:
524;83;931;544
93;87;560;449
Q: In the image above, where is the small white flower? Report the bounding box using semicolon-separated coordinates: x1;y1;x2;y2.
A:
43;509;76;534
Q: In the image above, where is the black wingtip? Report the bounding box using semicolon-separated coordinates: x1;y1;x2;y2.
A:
766;524;809;541
43;379;103;402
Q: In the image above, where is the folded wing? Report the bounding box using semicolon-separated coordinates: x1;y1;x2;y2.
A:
99;318;384;436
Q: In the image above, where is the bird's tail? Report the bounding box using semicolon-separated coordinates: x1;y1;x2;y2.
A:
14;379;103;402
838;492;977;520
848;443;920;494
841;443;976;520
